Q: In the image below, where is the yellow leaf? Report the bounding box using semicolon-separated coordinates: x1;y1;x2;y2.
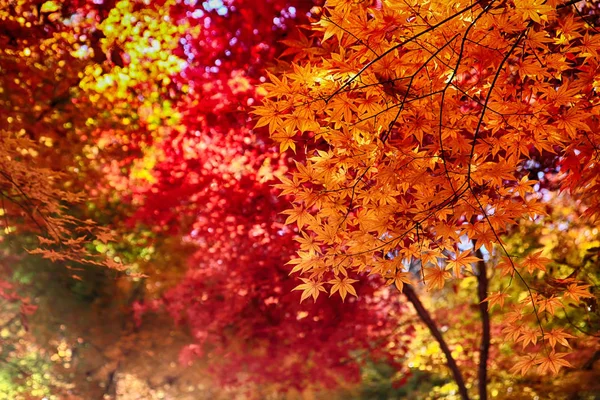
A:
328;277;358;301
279;137;296;153
295;232;321;254
386;271;413;292
514;0;554;23
293;278;327;303
40;1;61;13
282;205;314;229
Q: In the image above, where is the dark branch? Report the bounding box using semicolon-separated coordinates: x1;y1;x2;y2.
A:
476;249;490;400
403;284;470;400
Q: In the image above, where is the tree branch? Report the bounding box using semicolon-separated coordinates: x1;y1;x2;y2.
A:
402;284;470;400
582;350;600;371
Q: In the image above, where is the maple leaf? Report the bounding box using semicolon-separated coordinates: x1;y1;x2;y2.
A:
521;251;551;274
502;324;524;342
513;176;537;198
495;257;515;277
40;249;66;262
279;29;314;59
536;295;563;316
278;137;297;153
556;107;590;138
423;267;451;291
419;250;443;267
510;354;541;375
562;283;593;304
293;278;327;303
515;327;540;349
328;277;358;301
537;351;573;375
514;0;554;24
446;251;480;278
542;79;580;107
313;223;340;244
104;258;128;271
37;236;57;246
282;205;315;230
64;236;87;246
288;251;322;275
386;271;413;292
472;227;496;251
295;232;322;254
544;328;576;349
482;291;510;310
275;175;302;197
504;305;525;324
253;100;287;133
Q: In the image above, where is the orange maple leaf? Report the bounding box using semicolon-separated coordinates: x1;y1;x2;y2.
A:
544;328;576;349
495;256;515;277
562;283;593;304
521;250;551;274
295;232;322;254
515;327;540;349
37;236;57;246
536;295;563;316
423;266;451;291
502;323;524;342
537;351;573;375
95;230;114;244
510;354;541;375
482;291;510;310
446;250;480;278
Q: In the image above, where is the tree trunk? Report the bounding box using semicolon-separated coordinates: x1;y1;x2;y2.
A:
403;284;470;400
476;252;490;400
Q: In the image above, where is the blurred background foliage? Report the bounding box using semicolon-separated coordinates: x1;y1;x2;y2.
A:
0;0;599;399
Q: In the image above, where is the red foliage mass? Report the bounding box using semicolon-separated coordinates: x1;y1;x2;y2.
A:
128;0;409;389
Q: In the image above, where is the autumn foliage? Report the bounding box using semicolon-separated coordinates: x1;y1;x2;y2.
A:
0;0;599;398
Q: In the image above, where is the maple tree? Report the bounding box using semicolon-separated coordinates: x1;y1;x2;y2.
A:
257;0;600;398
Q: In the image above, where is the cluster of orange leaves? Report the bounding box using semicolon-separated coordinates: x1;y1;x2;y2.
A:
255;0;599;375
0;136;124;273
